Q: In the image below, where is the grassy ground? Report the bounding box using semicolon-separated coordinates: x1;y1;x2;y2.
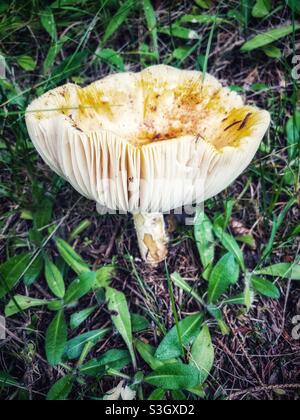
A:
0;0;300;401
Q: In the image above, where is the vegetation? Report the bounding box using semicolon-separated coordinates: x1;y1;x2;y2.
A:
0;0;299;401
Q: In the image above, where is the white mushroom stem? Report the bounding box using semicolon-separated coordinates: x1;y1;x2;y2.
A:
133;213;169;266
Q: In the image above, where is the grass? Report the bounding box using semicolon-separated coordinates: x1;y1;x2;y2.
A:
0;0;300;401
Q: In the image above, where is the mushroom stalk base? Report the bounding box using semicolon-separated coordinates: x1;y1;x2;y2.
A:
133;213;169;266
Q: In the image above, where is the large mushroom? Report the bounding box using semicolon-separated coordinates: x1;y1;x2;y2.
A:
26;65;270;266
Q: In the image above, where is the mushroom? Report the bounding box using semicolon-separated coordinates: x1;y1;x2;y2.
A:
26;65;270;266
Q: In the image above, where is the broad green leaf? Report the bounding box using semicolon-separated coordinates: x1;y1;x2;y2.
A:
70;306;97;330
45;259;65;299
106;287;136;368
135;340;165;370
255;263;300;280
187;386;206;398
155;313;203;360
208;253;239;303
91;348;130;372
172;46;195;61
148;388;166;400
96;48;124;71
171;273;203;304
143;0;159;56
241;24;300;52
80;349;130;376
214;224;245;270
45;310;68;366
251;83;269;92
136;340;164;369
23;254;44;286
172;390;186;400
64;271;95;304
5;295;47;317
102;0;135;45
17;55;36;71
229;84;244;93
39;7;57;40
190;325;214;384
252;0;271;18
251;276;280;299
262;45;282;59
28;228;43;246
64;328;110;360
131;313;150;333
0;253;32;298
159;25;200;40
145;363;200;390
56;238;90;274
46;375;74;401
236;234;257;249
48;300;64;311
194;210;215;279
79;360;105;378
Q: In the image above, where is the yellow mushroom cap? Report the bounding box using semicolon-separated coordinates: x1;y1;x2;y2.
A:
26;65;270;213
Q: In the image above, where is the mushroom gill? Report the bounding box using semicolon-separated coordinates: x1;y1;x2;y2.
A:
26;65;271;266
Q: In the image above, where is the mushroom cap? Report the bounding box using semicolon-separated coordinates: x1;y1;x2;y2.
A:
26;65;270;213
